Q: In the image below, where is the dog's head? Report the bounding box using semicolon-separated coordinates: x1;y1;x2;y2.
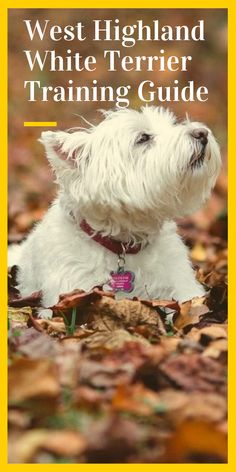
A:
40;107;221;236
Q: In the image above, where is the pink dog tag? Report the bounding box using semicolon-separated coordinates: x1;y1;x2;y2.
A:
109;270;135;293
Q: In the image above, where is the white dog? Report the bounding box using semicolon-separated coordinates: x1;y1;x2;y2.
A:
9;107;221;311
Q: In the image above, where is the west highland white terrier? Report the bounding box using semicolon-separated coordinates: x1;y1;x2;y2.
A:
9;106;221;311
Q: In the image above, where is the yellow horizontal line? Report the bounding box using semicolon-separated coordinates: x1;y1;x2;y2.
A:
24;122;57;127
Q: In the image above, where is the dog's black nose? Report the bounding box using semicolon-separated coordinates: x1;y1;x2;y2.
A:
191;128;208;145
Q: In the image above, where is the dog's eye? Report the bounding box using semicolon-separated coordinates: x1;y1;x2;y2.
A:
136;133;152;145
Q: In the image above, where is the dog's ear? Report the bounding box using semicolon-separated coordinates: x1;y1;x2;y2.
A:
39;130;90;173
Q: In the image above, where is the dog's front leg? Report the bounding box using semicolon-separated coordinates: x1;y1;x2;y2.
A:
167;251;206;303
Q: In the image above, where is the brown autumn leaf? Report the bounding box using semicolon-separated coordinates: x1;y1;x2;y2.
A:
173;297;210;332
8;358;60;404
217;421;228;435
51;288;166;338
9;291;43;308
157;390;227;425
8;429;86;463
89;296;166;333
51;287;114;311
159;336;181;354
191;243;207;262
54;341;81;388
162;420;227;463
203;270;227;287
51;288;100;310
187;325;227;346
82;328;150;349
59;327;94;343
85;415;144;463
8;327;57;358
207;283;227;312
37;317;67;335
130;323;163;342
27;312;45;332
45;430;86;456
176;338;204;355
183;393;227;423
74;385;114;407
158;353;227;393
202;339;228;360
112;383;164;416
77;357;135;390
107;341;163;373
134;298;180;311
8;409;31;430
156;389;189;417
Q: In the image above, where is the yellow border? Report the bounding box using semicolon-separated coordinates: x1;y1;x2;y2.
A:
23;122;58;127
1;1;234;470
2;1;234;7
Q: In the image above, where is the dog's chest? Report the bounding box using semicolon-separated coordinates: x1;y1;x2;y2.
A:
74;238;170;299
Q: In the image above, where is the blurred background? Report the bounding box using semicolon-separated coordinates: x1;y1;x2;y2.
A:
8;9;227;242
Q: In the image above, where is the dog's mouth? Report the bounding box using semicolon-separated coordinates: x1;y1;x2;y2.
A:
189;145;207;170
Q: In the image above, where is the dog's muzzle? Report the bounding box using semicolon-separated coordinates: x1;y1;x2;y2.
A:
189;127;209;168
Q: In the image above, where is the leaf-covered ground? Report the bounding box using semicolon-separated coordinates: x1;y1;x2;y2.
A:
8;216;227;464
7;8;227;463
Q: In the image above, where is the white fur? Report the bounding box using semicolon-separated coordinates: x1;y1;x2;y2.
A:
10;107;221;314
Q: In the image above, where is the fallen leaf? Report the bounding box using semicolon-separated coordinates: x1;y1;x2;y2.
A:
85;415;144;463
8;409;31;429
27;312;45;332
54;342;81;388
173;297;210;332
74;385;114;407
183;393;227;423
186;324;227;348
51;287;114;311
135;298;180;311
9;358;60;403
37;318;67;334
90;296;166;334
82;328;149;349
7;208;228;464
197;326;227;345
112;383;164;416
9;291;42;308
207;283;227;312
78;357;135;389
191;243;207;261
158;353;227;393
202;339;228;360
45;430;86;456
158;390;227;425
162;420;227;463
9;327;57;358
159;337;181;354
8;307;31;328
9;429;86;463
